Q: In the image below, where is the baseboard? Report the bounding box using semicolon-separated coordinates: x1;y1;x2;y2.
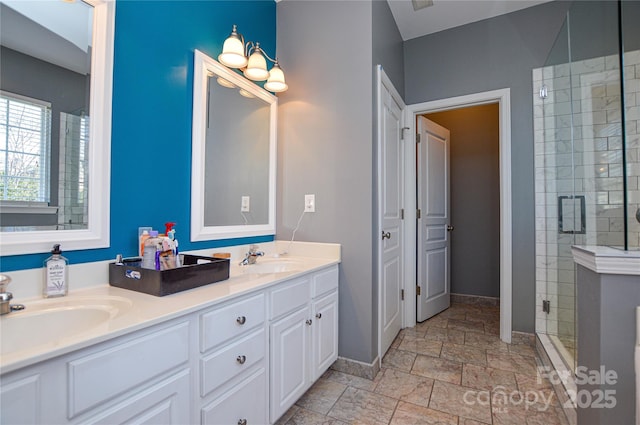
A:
451;293;499;307
330;356;381;380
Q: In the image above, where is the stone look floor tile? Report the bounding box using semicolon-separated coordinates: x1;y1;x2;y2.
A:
374;368;434;408
441;342;487;366
461;363;518;391
285;406;349;425
398;334;443;357
486;350;538;374
464;331;509;352
295;378;348;415
411;354;462;384
390;401;458;425
327;387;398;425
382;348;417;372
282;302;566;425
447;318;486;333
322;369;379;391
429;380;493;424
424;327;465;344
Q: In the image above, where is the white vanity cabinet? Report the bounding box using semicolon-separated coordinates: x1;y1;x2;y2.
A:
269;266;339;423
0;262;339;425
0;320;192;425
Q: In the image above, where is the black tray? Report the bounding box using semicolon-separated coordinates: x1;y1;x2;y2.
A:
109;254;230;296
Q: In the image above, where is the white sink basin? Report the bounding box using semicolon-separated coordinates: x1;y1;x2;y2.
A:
241;259;304;275
0;296;133;356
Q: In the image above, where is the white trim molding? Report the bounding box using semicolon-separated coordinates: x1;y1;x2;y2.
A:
406;88;513;344
572;246;640;276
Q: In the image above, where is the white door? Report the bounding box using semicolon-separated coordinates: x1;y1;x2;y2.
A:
377;66;405;359
417;116;451;322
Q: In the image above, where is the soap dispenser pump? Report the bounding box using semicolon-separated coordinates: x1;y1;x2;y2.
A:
44;244;68;298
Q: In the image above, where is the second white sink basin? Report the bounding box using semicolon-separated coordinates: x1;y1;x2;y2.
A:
241;259;304;275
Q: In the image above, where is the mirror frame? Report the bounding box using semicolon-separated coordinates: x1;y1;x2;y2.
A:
0;0;114;256
191;49;277;242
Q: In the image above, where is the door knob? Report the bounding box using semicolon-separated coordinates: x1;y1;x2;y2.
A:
447;225;454;231
382;231;391;240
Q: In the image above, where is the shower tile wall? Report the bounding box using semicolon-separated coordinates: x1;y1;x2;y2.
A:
533;50;640;353
57;113;89;230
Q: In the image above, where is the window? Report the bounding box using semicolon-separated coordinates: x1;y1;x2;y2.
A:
0;92;51;203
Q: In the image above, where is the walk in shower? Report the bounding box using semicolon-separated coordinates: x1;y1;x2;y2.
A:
533;0;639;378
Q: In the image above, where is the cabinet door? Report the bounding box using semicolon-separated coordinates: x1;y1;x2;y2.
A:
312;291;339;380
0;373;41;424
269;306;311;423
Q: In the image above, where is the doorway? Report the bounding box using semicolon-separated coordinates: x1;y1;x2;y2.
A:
405;89;513;343
419;103;501;321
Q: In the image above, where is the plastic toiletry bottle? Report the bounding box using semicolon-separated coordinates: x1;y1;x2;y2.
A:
44;244;69;298
139;229;151;257
142;230;163;270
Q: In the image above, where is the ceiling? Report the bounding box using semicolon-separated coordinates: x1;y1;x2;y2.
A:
386;0;553;41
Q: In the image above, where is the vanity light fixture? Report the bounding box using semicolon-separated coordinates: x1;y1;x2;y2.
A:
218;24;288;93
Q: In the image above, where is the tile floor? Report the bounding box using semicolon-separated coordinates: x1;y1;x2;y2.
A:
276;302;569;425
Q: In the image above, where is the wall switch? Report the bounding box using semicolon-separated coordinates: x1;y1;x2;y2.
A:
241;196;250;212
304;194;315;212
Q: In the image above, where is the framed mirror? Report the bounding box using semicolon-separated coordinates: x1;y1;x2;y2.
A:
0;0;114;255
191;49;276;241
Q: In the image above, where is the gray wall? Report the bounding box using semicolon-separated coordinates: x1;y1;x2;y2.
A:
404;1;572;332
577;266;640;425
372;0;404;98
277;0;376;363
426;104;500;298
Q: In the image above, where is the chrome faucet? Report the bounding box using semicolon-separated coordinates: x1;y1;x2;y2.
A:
239;244;265;266
0;274;25;315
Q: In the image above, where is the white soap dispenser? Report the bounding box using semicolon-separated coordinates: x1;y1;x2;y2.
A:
44;244;68;298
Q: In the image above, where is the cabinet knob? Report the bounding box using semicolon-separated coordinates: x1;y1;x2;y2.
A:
237;420;247;425
236;316;246;325
306;319;312;326
315;313;322;319
236;355;247;365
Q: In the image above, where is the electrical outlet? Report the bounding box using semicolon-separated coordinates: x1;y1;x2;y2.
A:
304;194;315;212
241;196;250;212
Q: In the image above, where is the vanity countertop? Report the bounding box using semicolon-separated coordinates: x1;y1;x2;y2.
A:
0;242;340;374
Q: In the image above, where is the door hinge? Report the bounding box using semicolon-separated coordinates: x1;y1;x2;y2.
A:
401;289;405;300
416;133;421;143
417;209;421;219
416;285;421;296
400;208;404;219
400;126;410;140
542;300;551;314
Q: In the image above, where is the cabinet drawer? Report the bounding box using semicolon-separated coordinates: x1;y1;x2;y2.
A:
201;368;267;425
312;266;338;298
200;293;265;353
68;321;190;418
200;328;266;398
269;276;310;319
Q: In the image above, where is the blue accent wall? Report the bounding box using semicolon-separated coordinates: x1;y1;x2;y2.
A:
1;0;276;271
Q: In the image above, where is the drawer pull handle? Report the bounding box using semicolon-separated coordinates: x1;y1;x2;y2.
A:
316;313;322;319
236;355;247;365
236;316;246;325
238;420;247;425
306;319;312;326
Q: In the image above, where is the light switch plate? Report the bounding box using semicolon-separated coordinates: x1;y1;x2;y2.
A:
241;196;250;212
304;194;315;212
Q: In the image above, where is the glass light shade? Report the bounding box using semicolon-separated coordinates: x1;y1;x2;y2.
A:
264;64;288;93
244;50;269;81
216;76;236;88
218;32;247;68
238;88;255;98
